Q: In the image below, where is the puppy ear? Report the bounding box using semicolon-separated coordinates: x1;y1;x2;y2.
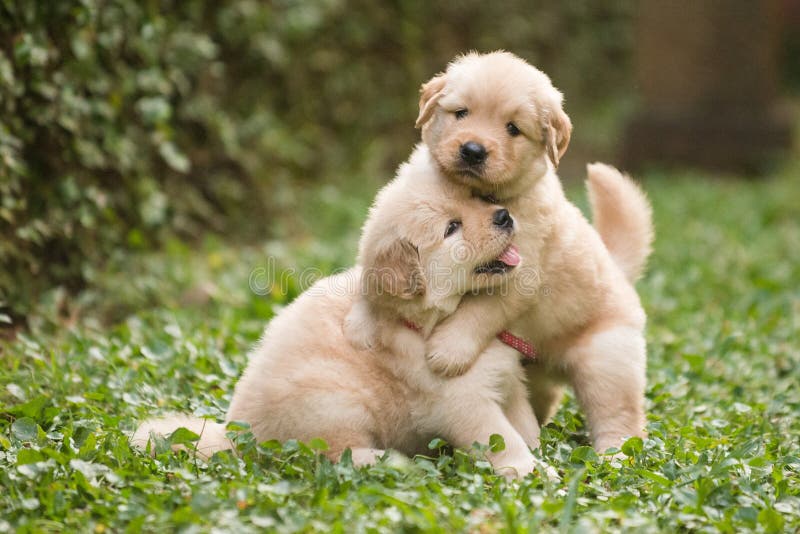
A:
365;238;425;299
415;74;447;129
544;106;572;168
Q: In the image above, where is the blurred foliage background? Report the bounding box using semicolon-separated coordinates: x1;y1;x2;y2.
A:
0;0;796;321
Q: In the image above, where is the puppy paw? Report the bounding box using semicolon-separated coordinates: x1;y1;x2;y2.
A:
425;338;479;377
343;300;379;350
596;445;628;464
494;453;559;481
348;447;386;467
493;452;536;480
343;316;376;350
594;434;636;461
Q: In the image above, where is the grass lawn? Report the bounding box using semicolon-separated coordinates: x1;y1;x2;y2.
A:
1;165;799;532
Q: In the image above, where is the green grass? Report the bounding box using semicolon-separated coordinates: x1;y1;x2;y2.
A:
1;165;799;532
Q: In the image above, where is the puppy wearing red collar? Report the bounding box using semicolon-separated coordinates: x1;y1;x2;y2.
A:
412;51;654;454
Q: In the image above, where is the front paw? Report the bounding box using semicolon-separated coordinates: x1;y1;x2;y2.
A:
343;301;379;350
493;453;559;481
344;318;375;350
495;460;534;480
425;334;479;377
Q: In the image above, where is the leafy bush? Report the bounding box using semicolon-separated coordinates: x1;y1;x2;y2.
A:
0;0;634;317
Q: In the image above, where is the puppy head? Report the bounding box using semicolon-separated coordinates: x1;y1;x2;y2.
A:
416;51;572;194
357;167;520;314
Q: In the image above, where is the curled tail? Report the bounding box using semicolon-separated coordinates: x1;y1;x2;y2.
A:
131;414;231;459
586;163;654;283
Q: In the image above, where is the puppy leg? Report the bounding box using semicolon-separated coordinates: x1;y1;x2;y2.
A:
503;381;561;480
524;369;564;426
131;415;231;459
349;448;387;467
566;326;647;453
503;378;541;450
426;294;525;377
324;431;385;467
441;400;537;479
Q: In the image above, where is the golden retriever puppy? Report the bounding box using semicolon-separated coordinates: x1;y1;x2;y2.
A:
411;51;654;453
134;158;549;478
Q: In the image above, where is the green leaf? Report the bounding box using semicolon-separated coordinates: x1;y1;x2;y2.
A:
11;417;38;441
427;438;447;450
136;96;172;123
621;436;644;457
636;469;671;486
70;459;110;480
308;438;328;451
339;448;353;467
11;395;48;418
169;427;200;445
757;508;784;534
159;142;190;173
225;420;250;432
682;353;705;373
569;446;599;464
16;448;44;465
488;434;506;453
20;498;40;511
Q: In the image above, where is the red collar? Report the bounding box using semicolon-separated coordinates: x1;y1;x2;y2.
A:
403;320;537;362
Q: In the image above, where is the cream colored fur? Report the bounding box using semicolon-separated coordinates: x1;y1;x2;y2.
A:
134;159;553;479
586;163;653;283
411;51;655;453
130;415;229;460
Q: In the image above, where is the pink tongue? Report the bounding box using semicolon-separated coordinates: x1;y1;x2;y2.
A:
498;245;521;266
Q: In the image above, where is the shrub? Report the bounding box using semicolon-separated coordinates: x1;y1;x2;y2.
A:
0;0;634;317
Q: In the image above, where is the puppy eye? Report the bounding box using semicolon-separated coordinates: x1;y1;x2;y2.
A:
444;220;462;238
454;109;468;120
506;122;521;137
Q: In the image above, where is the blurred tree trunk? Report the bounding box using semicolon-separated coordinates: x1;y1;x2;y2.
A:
622;0;793;173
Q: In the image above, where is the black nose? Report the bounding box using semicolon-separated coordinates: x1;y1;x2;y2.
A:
493;208;513;229
459;141;487;165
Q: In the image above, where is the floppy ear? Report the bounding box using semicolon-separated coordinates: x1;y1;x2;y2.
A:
544;105;572;168
365;238;425;299
415;74;447;129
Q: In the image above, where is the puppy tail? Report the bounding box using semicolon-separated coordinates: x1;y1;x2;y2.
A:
586;163;654;283
131;414;232;459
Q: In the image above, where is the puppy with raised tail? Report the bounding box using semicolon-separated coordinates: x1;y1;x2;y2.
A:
408;51;654;453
